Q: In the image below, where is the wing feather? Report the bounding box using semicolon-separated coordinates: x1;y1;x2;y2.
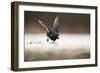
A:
52;16;59;33
38;20;49;32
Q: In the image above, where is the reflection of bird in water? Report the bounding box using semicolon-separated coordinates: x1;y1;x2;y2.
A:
38;16;59;42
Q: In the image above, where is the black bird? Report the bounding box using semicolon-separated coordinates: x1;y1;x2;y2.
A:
38;16;59;42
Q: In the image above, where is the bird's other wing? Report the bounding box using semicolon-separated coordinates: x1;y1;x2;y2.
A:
52;16;59;33
38;20;49;32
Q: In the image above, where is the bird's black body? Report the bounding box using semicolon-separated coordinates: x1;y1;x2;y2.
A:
38;16;59;42
47;31;59;41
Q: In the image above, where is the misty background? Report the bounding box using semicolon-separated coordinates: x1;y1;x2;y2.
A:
24;11;90;34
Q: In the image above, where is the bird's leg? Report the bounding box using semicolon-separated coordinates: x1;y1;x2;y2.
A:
52;41;55;43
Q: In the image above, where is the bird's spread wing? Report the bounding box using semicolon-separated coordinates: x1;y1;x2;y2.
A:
52;16;59;33
38;20;49;32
